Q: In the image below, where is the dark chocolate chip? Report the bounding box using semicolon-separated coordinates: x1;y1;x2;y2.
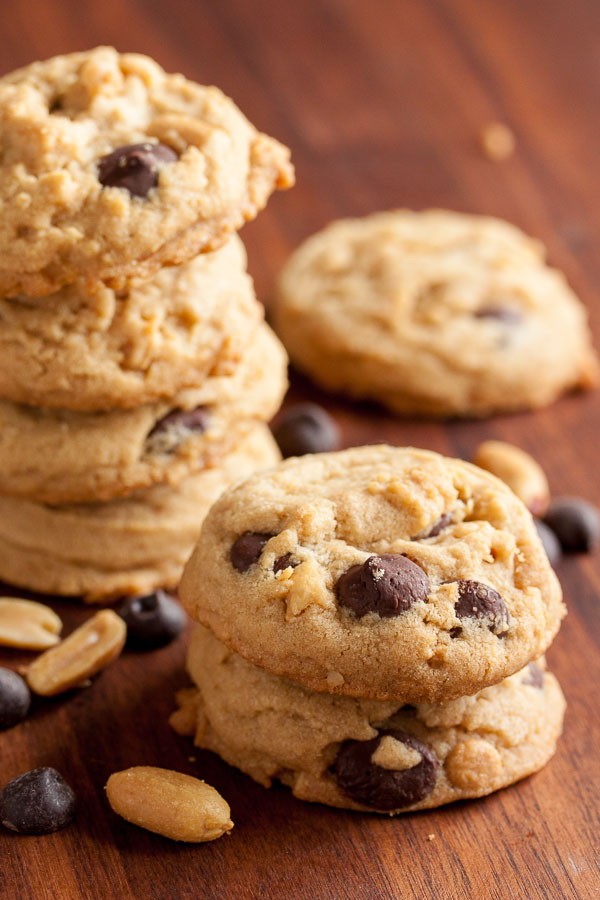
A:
117;590;186;650
334;729;438;811
273;553;298;574
272;403;341;458
148;407;209;440
474;306;522;324
523;662;544;689
421;513;452;539
454;579;510;636
543;497;600;554
0;668;31;730
336;554;430;618
0;767;76;834
449;626;463;639
98;142;178;197
534;519;562;567
230;532;274;573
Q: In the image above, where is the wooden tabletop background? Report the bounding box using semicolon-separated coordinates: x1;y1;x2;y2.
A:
1;1;599;898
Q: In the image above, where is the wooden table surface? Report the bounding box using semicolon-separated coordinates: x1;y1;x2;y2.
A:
1;1;599;898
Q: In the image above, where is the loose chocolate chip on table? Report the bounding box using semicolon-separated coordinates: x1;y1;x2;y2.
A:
543;496;600;553
0;668;31;730
98;142;178;197
454;580;510;636
148;407;210;439
1;767;76;835
334;729;438;811
336;554;430;618
230;532;274;573
523;662;545;689
534;519;562;567
474;306;522;324
118;590;187;650
272;403;341;458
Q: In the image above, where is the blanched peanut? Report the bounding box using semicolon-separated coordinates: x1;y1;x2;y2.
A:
473;440;550;516
0;598;62;650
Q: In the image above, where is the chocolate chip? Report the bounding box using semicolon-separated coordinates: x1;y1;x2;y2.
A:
148;407;209;440
523;662;544;689
334;730;438;811
0;668;31;730
534;519;562;567
543;497;600;554
272;403;341;458
475;306;522;324
336;554;430;618
1;767;76;834
230;532;274;573
454;580;510;636
273;553;298;574
420;513;452;539
98;142;178;197
118;590;186;650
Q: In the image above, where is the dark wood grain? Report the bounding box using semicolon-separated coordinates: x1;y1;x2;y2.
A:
1;1;599;897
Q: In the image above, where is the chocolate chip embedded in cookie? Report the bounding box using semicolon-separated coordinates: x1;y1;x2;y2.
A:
273;210;598;417
0;47;294;296
179;445;565;703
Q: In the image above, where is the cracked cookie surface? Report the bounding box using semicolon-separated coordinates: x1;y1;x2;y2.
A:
180;445;564;702
273;210;597;416
0;47;293;296
0;322;287;503
173;625;565;814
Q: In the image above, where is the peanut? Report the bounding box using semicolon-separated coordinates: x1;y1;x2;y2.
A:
105;766;233;842
26;610;126;696
0;598;62;650
473;440;550;516
479;122;516;161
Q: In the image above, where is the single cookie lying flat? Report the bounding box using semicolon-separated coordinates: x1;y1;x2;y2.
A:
0;235;261;410
0;323;287;503
0;47;293;296
180;445;564;703
0;423;280;602
173;625;565;814
273;210;598;416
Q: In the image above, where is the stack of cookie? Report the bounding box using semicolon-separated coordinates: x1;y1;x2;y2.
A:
0;47;293;602
173;446;566;814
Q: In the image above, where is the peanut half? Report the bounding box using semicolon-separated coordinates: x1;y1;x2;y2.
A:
105;766;233;842
26;610;126;696
473;440;550;516
0;598;62;650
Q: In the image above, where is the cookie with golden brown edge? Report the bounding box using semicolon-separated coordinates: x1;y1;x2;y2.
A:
0;47;293;296
179;445;564;703
273;210;597;417
0;235;261;410
172;625;565;814
0;323;287;504
0;423;280;603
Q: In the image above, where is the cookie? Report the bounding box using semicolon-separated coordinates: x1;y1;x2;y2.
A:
0;323;287;504
273;210;598;417
0;47;294;296
0;235;262;410
180;445;564;702
0;423;280;602
173;624;565;814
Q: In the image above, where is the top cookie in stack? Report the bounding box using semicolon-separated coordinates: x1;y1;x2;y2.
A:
0;48;293;601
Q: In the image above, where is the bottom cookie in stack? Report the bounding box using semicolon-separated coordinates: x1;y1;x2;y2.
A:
0;424;280;603
172;624;566;814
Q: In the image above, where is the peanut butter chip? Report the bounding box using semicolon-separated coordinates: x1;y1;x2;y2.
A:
445;739;503;790
371;736;422;771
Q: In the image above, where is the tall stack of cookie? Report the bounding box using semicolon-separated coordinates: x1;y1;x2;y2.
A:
173;446;566;814
0;48;293;602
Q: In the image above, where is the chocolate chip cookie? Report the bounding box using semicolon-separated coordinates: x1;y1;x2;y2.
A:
273;210;598;416
0;235;261;410
0;423;280;602
0;323;287;503
172;625;565;814
0;47;294;296
179;445;564;702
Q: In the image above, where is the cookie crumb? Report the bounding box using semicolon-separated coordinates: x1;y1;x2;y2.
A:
427;833;436;841
188;756;197;763
479;122;515;161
